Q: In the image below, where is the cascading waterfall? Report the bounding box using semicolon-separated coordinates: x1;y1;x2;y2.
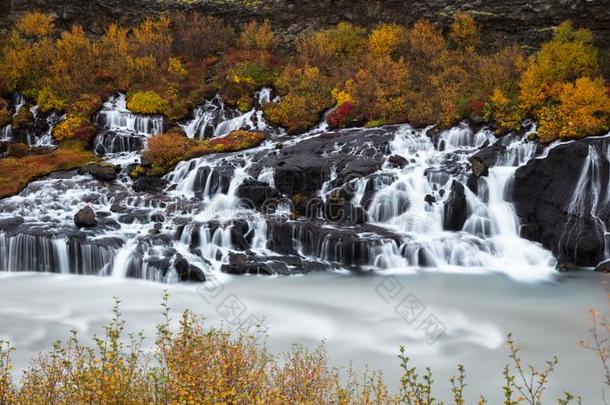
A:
180;92;270;139
0;88;595;283
93;93;164;154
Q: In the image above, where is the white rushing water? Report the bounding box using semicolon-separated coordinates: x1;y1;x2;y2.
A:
0;271;605;403
0;92;608;402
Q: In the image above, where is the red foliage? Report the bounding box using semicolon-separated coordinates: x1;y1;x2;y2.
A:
327;102;353;128
469;98;485;116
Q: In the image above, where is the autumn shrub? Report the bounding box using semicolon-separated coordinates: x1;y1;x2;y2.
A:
11;107;33;130
47;26;98;100
265;65;333;133
519;21;600;115
0;99;11;127
37;86;67;112
368;23;407;58
449;12;480;50
0;341;13;405
340;55;411;125
171;12;236;59
538;77;610;143
127;91;169;115
0;147;95;198
143;132;191;175
15;11;54;39
69;93;102;117
238;19;276;51
52;115;96;143
327;102;354;128
0;295;592;405
7;143;36;158
298;22;366;67
145;130;266;175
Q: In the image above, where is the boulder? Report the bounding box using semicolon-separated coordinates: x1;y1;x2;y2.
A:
388;154;408;168
132;176;167;193
80;162;117;181
74;205;97;228
174;257;206;282
468;142;505;178
236;178;280;210
443;181;467;231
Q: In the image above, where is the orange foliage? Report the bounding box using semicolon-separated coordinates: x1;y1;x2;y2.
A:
449;12;480;50
238;20;276;51
15;11;54;39
0;147;96;198
538;77;610;143
144;130;266;175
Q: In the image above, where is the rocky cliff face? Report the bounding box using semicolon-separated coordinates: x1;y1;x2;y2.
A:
2;0;610;54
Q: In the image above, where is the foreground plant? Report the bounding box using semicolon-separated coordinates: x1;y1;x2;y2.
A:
0;293;597;404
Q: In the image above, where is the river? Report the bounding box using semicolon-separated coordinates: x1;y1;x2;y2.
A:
0;270;605;403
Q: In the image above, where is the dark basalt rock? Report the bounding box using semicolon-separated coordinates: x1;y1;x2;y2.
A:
79;162;118;182
468;142;505;178
132;175;167;193
388;154;408;168
443;181;467;231
230;219;254;251
270;127;394;196
513;138;610;266
220;252;323;275
174;257;206;282
191;164;234;197
74;205;97;228
236;178;280;210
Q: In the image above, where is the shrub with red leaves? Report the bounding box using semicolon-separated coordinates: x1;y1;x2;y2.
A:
327;102;353;128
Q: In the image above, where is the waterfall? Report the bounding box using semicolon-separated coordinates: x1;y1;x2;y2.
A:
93;93;163;154
0;125;11;142
0;91;584;282
180;94;269;139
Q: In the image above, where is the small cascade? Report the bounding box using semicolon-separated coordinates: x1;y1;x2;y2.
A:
93;93;163;154
0;125;11;142
180;94;269;139
1;93;30;144
29;108;64;147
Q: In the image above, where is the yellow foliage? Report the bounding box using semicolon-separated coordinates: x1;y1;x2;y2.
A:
485;88;523;133
48;26;98;98
52;115;95;142
168;57;188;79
297;22;366;70
405;19;447;66
519;21;599;114
538;77;610;143
331;87;353;105
37;86;67;112
368;23;406;57
132;16;172;64
348;55;411;123
15;12;54;38
127;91;169;115
239;20;275;51
449;12;480;49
